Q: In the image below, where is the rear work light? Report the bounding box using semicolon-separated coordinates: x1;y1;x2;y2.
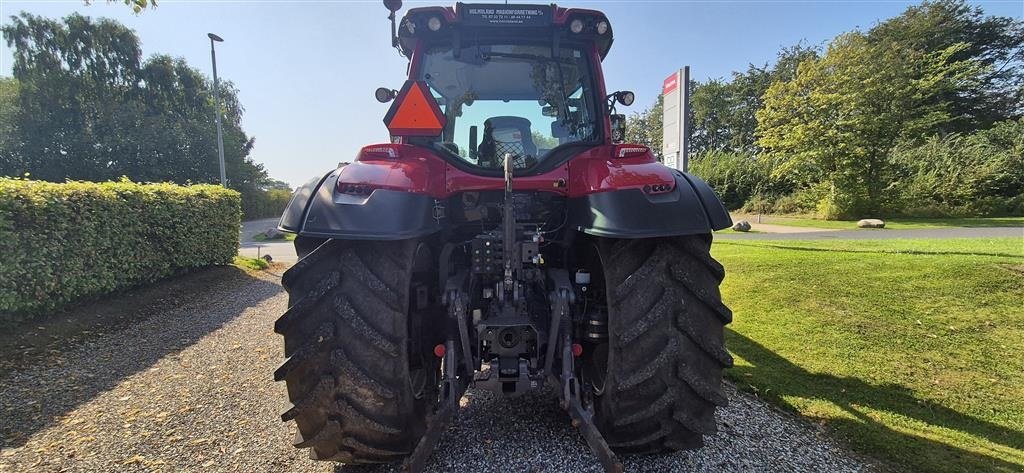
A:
427;16;442;31
569;19;584;34
567;16;611;35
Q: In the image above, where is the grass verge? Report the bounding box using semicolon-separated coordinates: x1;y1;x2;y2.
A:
748;215;1024;230
233;255;270;270
251;232;296;242
713;237;1024;472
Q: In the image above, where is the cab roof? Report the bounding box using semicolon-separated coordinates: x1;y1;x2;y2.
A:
397;3;614;60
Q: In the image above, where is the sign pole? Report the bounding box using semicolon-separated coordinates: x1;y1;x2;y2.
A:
681;66;690;173
661;66;690;172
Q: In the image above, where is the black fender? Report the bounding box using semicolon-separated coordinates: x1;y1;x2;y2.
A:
278;169;442;240
567;171;732;238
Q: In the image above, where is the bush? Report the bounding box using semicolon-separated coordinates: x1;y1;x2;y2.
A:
889;119;1024;217
239;187;291;220
690;151;792;210
0;178;240;315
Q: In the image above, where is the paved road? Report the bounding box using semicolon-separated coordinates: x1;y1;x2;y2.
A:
0;268;872;472
717;226;1023;240
239;218;298;264
240;218;281;242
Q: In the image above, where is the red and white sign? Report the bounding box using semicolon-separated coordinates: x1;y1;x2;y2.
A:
662;72;679;95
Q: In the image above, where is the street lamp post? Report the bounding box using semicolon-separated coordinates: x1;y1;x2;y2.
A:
208;33;226;188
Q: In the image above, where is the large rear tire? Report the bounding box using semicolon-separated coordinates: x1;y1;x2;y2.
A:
274;239;440;463
591;235;733;453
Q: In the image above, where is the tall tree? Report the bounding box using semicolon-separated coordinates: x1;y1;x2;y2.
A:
689;43;819;155
757;32;982;217
867;0;1024;130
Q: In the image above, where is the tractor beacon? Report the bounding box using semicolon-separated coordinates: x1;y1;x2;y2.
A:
274;2;733;471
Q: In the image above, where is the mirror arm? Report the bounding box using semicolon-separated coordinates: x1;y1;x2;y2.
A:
387;9;399;49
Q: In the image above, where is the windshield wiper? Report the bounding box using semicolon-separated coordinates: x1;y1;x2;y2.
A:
482;52;575;64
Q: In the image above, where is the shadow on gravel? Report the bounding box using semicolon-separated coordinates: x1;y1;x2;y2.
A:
0;266;282;449
329;388;591;473
727;331;1024;472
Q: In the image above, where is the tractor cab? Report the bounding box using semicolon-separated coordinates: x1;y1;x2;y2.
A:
379;3;632;174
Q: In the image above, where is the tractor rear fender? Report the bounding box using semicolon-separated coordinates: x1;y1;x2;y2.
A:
567;172;731;238
278;169;442;240
565;146;732;238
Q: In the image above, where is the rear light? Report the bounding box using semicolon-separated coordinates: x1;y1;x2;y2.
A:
337;182;376;196
360;144;401;159
643;183;674;194
615;145;649;158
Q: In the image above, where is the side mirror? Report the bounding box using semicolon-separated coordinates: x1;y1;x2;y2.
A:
613;91;634;106
383;0;402;12
610;114;626;143
375;87;398;103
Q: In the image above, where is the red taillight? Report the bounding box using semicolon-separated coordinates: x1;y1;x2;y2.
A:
643;182;675;194
336;182;376;196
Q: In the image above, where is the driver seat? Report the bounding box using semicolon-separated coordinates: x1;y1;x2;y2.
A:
478;116;537;168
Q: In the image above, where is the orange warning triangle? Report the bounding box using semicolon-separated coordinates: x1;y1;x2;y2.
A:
384;80;446;136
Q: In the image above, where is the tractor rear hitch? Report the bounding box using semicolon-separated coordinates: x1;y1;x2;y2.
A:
403;339;468;473
556;333;623;473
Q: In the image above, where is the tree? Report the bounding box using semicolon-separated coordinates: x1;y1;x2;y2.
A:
83;1;156;13
757;32;983;217
689;43;819;155
261;178;293;192
0;78;21;176
1;12;267;191
867;0;1024;130
689;79;732;154
531;130;559;151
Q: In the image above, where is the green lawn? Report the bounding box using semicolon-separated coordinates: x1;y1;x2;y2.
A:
713;238;1024;472
749;215;1024;230
232;255;269;270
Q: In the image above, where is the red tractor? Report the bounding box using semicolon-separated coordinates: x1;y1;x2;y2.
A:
274;2;732;471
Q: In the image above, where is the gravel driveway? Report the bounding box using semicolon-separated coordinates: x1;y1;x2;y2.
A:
0;267;873;473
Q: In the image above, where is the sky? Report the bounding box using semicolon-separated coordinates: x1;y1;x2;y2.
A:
1;0;1021;187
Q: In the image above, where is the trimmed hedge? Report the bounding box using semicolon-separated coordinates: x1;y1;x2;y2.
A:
0;179;240;315
240;187;292;220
